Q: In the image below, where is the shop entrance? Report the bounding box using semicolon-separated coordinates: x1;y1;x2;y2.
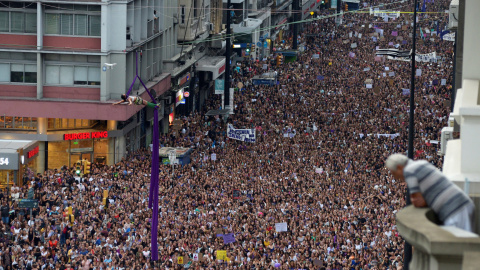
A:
69;151;93;167
0;170;15;189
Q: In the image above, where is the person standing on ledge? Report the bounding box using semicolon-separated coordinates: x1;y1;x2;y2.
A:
113;94;159;109
386;153;475;232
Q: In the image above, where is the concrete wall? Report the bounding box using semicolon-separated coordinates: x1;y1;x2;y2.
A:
462;0;480;82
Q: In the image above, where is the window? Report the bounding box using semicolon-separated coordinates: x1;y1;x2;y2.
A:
0;11;37;33
45;65;100;86
88;15;100;36
61;14;74;35
75;14;87;36
45;13;100;36
180;5;185;24
2;63;37;83
194;0;198;18
45;14;60;34
0;116;37;130
0;63;9;82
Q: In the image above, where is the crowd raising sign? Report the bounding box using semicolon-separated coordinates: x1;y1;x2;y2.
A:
227;124;256;143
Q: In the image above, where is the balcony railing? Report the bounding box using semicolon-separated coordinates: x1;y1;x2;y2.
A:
396;201;480;270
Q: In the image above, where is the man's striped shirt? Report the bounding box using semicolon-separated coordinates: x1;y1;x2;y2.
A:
404;160;473;222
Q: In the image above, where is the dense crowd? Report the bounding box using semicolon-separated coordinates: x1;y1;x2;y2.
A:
0;0;454;269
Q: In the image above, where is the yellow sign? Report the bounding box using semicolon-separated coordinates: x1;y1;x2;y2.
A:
67;206;72;215
225;256;231;263
103;190;108;198
178;256;184;264
216;250;227;260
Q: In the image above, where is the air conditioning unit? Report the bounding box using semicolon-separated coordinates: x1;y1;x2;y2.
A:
448;0;459;30
439;126;454;156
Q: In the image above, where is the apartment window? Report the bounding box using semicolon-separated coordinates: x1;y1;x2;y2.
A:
0;63;36;83
45;65;100;86
180;5;185;24
45;13;100;36
0;11;37;33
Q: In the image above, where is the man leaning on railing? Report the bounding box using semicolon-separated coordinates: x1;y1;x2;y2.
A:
386;153;475;232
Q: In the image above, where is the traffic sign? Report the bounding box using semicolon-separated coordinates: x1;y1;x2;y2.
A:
184;91;190;97
18;199;39;209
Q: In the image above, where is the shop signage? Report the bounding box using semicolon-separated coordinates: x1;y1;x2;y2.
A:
178;73;190;86
64;131;108;141
0;152;19;170
27;146;39;159
218;64;226;76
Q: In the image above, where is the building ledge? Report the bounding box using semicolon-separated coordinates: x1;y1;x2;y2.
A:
396;205;480;270
0;73;170;121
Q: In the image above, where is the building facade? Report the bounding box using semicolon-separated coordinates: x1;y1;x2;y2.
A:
0;0;181;185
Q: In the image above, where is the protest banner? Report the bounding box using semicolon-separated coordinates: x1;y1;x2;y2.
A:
275;222;288;232
227;124;256;142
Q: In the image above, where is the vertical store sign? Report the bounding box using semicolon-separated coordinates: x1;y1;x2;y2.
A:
215;79;225;94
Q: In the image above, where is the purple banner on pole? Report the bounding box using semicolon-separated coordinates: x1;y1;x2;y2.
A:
127;52;160;261
223;233;236;244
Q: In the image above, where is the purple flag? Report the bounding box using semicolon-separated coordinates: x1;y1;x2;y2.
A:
223;233;236;244
388;42;394;46
402;40;407;45
392;31;398;36
402;89;410;95
316;75;324;80
349;52;355;58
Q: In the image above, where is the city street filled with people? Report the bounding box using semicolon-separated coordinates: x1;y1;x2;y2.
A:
0;0;454;269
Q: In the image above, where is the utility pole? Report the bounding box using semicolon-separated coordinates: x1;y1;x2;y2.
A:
405;0;418;269
292;0;299;50
224;0;231;109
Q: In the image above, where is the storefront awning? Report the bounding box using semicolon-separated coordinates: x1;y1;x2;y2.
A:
0;139;35;153
196;56;226;80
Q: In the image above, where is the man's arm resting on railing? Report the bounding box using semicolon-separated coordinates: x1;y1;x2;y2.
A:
411;192;428;208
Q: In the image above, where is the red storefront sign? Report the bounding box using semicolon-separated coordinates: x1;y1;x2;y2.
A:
27;146;39;159
64;131;108;141
218;64;226;75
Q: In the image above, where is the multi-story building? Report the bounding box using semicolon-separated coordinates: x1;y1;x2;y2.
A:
0;0;180;185
164;0;226;117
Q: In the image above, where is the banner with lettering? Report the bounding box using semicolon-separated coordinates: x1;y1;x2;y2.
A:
227;124;256;143
387;52;437;62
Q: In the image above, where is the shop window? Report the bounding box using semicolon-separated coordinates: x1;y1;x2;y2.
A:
46;118;95;130
0;116;37;130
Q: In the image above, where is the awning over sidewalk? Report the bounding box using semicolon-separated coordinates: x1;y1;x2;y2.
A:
196;56;226;80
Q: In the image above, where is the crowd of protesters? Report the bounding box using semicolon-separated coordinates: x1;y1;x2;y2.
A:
0;0;455;269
